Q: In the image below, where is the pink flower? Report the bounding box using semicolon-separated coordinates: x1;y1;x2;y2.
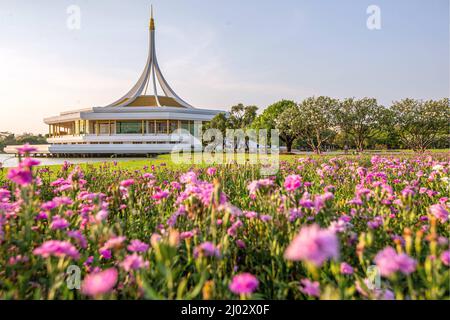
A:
247;178;274;196
180;171;198;184
374;246;417;277
95;209;108;222
101;236;126;250
33;240;80;260
17;143;37;155
229;273;259;295
120;253;149;271
284;174;302;192
41;201;57;211
7;167;33;186
236;239;246;249
99;249;112;260
300;279;320;297
244;211;258;219
120;179;135;188
206;167;217;176
20;158;40;168
81;268;118;297
51;215;69;230
180;231;194;240
127;239;149;253
152;190;169;200
374;247;399;276
441;250;450;266
67;230;87;249
284;224;339;267
340;262;354;275
429;204;449;223
396;253;417;274
194;242;221;258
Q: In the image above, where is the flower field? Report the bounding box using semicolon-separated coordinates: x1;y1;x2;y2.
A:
0;146;449;300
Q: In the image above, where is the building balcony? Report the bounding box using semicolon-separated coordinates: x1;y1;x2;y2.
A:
46;133;199;145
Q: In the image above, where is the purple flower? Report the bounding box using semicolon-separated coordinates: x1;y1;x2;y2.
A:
51;215;70;230
374;247;399;276
101;236;126;250
260;214;272;222
180;171;198;184
152;190;169;200
33;240;80;260
194;242;221;258
247;178;273;196
180;231;194;240
429;204;449;223
81;268;118;297
284;174;302;192
440;250;450;266
229;273;259;295
17;143;37;155
67;230;87;248
120;179;135;187
244;211;258;219
340;262;354;275
395;253;417;274
127;239;149;253
99;248;112;260
20;158;40;168
299;279;320;297
120;253;149;271
236;239;246;249
7;167;33;186
374;246;417;277
206;167;217;176
284;224;339;267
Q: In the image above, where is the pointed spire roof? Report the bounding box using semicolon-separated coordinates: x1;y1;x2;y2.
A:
105;7;194;108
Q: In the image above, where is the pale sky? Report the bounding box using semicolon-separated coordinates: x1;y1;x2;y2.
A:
0;0;448;134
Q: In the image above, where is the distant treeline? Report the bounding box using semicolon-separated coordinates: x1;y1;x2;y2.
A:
0;132;47;152
206;97;449;153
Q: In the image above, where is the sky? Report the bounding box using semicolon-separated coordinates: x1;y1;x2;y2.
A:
0;0;448;134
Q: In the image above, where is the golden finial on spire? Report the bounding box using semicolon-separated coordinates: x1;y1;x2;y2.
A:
149;5;155;30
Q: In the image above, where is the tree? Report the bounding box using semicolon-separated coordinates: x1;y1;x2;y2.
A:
275;104;302;153
229;103;258;129
252;100;297;150
335;98;389;152
229;104;258;151
206;113;230;150
297;96;338;154
391;98;449;152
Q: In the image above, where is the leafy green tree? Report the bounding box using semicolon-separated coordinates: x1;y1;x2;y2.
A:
275;104;302;152
252;100;296;149
391;98;449;152
229;104;258;150
205;113;230;149
335;98;389;152
229;103;258;129
297;96;338;154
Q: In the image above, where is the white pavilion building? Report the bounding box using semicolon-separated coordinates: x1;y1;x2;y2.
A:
41;9;222;156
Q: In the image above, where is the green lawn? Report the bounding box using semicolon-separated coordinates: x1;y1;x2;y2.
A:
1;150;448;180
